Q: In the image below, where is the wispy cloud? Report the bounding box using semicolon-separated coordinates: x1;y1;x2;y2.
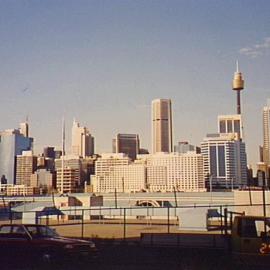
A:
239;37;270;58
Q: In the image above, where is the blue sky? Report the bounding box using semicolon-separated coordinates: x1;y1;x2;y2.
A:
0;0;270;167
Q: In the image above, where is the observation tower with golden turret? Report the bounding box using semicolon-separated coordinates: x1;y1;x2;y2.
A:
232;61;244;114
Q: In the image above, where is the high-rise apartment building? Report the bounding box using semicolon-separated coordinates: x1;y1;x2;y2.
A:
201;133;247;189
138;152;205;192
152;99;173;153
16;151;37;186
56;167;79;193
113;134;140;160
71;120;94;157
92;152;205;193
0;128;33;184
218;114;243;140
92;153;145;193
55;155;81;192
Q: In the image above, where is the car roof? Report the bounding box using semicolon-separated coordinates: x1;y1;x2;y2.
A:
0;224;48;227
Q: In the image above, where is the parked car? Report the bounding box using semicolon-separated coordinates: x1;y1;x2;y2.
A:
0;224;97;266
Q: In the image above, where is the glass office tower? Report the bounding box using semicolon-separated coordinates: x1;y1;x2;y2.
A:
0;129;33;184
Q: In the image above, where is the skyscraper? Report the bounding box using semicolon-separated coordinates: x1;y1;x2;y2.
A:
201;133;247;189
16;151;37;186
19;121;29;137
0;128;33;184
151;99;173;153
71;120;94;157
263;100;270;166
113;133;140;160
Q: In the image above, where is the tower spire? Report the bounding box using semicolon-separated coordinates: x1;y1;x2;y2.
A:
232;61;244;114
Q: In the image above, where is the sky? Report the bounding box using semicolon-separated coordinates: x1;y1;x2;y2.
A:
0;0;270;167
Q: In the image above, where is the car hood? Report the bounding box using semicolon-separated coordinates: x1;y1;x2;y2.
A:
45;236;92;245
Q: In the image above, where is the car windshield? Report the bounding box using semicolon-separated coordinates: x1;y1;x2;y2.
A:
26;226;59;238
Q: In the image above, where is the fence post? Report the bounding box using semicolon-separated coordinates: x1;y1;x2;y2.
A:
81;209;84;239
9;210;13;225
123;208;126;240
224;208;228;236
220;205;223;234
46;212;49;226
167;207;170;233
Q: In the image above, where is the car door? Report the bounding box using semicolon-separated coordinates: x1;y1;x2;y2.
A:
4;225;32;259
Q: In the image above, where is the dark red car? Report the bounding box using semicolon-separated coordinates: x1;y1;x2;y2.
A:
0;224;97;266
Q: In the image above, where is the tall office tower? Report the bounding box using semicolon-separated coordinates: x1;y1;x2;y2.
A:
0;128;33;184
218;114;243;139
16;151;37;186
232;61;244;115
152;99;173;153
19;122;29;137
113;134;140;161
201;133;247;189
71;120;94;157
263;100;270;165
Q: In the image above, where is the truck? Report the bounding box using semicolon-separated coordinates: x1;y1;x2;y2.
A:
141;214;270;267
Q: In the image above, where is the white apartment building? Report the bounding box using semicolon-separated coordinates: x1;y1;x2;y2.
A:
91;152;205;193
201;133;247;189
138;152;205;192
91;153;146;193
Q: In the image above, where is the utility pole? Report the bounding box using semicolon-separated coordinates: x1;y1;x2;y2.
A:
61;117;65;194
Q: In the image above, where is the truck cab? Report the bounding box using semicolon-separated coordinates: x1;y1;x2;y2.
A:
231;215;270;264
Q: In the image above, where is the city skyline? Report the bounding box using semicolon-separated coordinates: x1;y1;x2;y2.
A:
0;1;270;167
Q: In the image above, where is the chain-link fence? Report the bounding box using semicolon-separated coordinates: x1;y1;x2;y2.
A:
1;203;269;241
